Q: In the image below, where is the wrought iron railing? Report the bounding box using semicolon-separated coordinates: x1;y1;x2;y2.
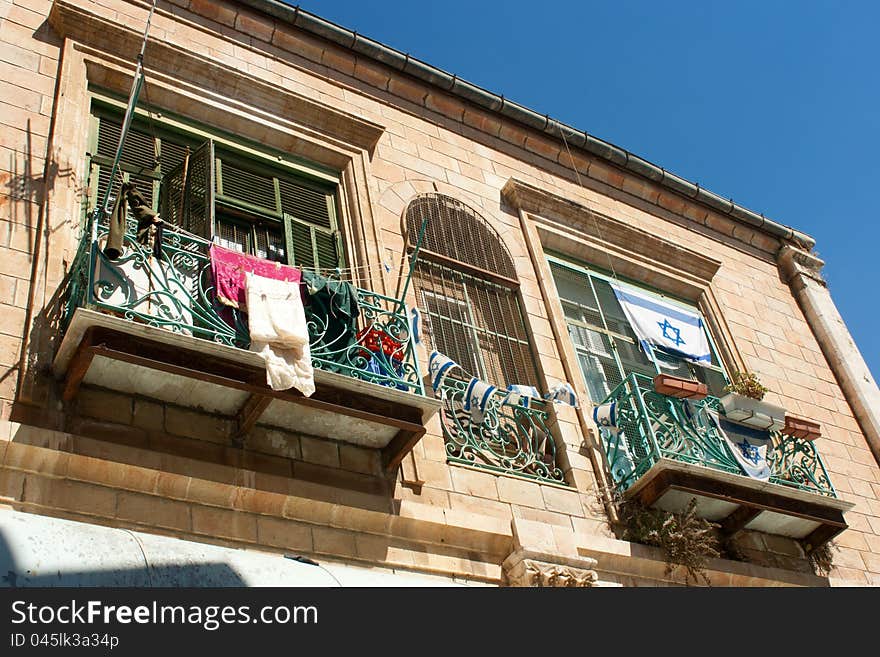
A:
596;373;836;497
62;212;424;395
439;378;565;484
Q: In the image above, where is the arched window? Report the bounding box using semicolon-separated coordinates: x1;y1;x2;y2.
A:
405;194;538;387
405;194;562;483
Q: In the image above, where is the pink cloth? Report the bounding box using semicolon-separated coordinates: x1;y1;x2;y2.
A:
210;244;301;310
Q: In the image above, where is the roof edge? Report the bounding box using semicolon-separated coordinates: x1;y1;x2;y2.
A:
236;0;815;250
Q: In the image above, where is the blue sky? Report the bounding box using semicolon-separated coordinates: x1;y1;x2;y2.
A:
293;1;879;379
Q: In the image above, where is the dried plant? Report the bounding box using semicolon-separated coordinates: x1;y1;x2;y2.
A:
619;497;721;586
807;541;837;577
724;371;769;401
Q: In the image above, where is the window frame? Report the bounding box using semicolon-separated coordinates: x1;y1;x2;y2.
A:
547;253;730;400
85;92;345;271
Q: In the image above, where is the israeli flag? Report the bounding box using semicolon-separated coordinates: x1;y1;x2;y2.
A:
593;401;634;483
592;401;618;429
428;351;459;391
545;382;579;408
707;410;771;480
610;283;711;364
463;377;497;423
409;306;422;346
502;384;540;408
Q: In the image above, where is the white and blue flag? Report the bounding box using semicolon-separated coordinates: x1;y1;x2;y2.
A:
592;401;618;430
545;382;579;408
610;283;711;364
502;384;540;408
463;377;497;423
707;410;771;480
428;351;459;391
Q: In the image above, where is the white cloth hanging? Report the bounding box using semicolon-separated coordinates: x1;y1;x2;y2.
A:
246;272;314;396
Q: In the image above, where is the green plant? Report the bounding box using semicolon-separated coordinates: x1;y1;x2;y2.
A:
724;371;769;401
618;497;721;585
807;541;837;577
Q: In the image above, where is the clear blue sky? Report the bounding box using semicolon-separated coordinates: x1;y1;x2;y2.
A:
292;0;879;380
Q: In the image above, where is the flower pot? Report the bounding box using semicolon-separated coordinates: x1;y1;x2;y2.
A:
652;374;708;400
719;393;786;432
784;416;821;441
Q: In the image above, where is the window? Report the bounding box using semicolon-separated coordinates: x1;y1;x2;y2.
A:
406;194;539;387
87;104;344;271
548;256;728;401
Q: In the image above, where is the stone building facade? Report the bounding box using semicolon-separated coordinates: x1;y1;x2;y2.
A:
1;0;879;586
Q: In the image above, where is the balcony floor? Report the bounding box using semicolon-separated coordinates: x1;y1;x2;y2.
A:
54;309;441;472
625;458;853;549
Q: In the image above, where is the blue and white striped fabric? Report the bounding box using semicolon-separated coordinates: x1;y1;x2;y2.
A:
463;377;497;423
502;384;540;408
428;351;459;391
610;282;711;364
409;306;422;346
707;410;771;480
544;382;579;408
592;401;618;430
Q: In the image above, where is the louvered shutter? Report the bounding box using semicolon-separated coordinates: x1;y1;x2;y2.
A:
183;140;215;239
280;177;340;270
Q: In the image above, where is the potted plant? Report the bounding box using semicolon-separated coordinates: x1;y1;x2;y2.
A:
719;371;786;431
652;373;708;400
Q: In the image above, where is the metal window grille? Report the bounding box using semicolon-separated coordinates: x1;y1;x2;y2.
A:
406;194;538;386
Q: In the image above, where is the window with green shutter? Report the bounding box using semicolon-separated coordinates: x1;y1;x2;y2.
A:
86;105;344;271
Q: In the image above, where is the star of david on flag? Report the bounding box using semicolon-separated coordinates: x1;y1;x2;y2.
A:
428;351;459;391
544;382;579;408
707;410;772;480
463;377;497;423
502;384;540;408
610;283;711;364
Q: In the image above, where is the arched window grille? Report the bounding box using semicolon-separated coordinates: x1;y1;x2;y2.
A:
406;194;564;484
405;194;538;387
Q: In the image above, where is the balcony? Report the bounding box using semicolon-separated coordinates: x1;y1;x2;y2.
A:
597;374;851;550
53;214;440;473
438;379;565;485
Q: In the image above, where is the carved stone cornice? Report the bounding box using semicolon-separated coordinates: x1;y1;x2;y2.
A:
777;245;826;286
502;549;599;587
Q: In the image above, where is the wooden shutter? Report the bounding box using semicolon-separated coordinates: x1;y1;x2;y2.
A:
279;177;340;270
182;140;215;239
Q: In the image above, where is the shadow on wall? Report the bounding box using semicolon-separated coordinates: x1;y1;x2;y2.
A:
0;512;247;587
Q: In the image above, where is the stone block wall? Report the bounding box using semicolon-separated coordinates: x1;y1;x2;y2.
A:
0;0;878;585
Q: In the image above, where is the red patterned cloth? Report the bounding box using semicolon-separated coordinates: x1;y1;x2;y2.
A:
209;244;301;310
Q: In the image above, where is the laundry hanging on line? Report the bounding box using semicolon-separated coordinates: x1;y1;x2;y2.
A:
301;270;360;355
245;271;314;396
123;182;164;260
209;243;303;311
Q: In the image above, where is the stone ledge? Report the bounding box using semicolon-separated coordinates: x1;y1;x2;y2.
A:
574;532;829;587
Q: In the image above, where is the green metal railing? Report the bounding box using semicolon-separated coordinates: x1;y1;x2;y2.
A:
597;373;836;497
62;213;424;395
439;378;565;484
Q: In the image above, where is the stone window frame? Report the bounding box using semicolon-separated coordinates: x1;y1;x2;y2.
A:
43;4;391;316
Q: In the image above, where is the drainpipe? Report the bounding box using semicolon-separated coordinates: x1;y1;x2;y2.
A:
778;246;880;465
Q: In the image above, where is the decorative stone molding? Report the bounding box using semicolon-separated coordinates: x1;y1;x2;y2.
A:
777;245;826;286
502;549;599;588
777;245;880;465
